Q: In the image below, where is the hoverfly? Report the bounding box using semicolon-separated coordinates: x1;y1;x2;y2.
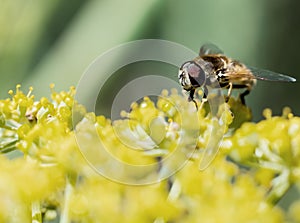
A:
178;43;296;108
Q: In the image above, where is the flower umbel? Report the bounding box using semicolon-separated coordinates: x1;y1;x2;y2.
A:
0;85;298;222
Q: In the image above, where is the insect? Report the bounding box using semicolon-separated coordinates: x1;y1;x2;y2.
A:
178;43;296;109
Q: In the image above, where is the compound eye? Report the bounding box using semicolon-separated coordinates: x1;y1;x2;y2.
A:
182;61;206;87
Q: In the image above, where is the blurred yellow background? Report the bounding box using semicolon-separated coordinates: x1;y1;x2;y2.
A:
1;0;299;120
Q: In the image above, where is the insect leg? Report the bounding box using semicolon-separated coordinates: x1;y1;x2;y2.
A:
199;86;208;110
188;89;198;110
203;85;208;99
239;85;251;105
225;82;233;102
188;88;195;102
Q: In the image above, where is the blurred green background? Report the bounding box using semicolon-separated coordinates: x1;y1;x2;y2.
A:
1;0;299;120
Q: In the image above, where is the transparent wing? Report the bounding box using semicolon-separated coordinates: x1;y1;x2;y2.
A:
248;66;296;82
199;43;224;56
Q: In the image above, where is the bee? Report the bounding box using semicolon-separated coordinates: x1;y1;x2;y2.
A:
178;43;296;109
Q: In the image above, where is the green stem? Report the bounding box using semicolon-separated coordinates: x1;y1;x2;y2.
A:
60;177;74;223
31;201;42;223
267;168;291;204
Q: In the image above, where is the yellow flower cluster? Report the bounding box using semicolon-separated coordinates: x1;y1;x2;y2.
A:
0;85;298;222
224;107;300;205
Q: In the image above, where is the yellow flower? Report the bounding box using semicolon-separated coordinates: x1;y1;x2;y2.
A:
0;155;64;222
227;108;300;203
0;85;296;222
174;159;284;223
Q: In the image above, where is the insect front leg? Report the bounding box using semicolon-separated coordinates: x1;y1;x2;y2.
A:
188;89;198;110
199;86;208;110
